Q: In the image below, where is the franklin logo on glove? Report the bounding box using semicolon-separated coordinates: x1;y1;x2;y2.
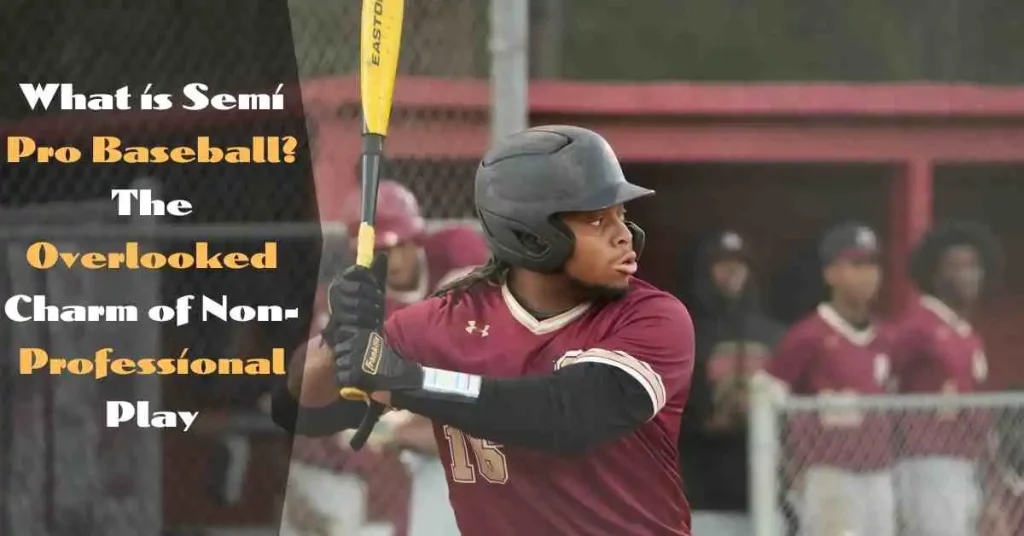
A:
362;331;384;375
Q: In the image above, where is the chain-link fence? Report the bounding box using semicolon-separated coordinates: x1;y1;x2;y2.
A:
7;1;1024;535
291;0;489;80
290;0;491;505
3;0;493;532
0;201;482;536
0;188;320;535
536;0;1024;83
295;0;488;221
750;377;1024;536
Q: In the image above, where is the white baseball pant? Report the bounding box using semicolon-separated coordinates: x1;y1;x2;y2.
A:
797;466;895;536
895;457;980;536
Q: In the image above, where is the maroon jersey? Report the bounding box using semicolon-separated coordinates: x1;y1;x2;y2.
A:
384;278;694;536
890;296;990;459
293;225;487;535
766;304;894;470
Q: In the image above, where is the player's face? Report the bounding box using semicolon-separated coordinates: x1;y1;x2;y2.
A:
560;205;636;299
936;245;983;304
351;235;421;291
711;258;748;298
825;258;882;305
384;242;421;291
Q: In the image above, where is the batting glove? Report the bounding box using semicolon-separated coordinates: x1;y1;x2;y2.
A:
324;252;424;393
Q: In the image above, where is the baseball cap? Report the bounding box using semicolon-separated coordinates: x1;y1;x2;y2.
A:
708;230;751;262
820;223;881;265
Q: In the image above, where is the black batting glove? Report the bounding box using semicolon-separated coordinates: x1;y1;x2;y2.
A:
330;327;424;394
324;251;424;394
322;252;388;348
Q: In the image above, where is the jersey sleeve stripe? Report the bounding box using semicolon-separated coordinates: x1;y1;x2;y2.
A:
575;348;666;419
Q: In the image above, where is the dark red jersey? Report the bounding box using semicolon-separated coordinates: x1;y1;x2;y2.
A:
293;225;488;535
766;304;894;470
890;296;990;459
383;278;695;536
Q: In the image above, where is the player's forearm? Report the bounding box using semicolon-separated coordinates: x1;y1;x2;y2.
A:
270;383;367;436
392;416;440;455
286;335;340;407
392;363;651;456
273;336;367;436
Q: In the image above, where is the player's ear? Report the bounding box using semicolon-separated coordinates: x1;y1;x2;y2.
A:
371;251;389;290
822;264;836;287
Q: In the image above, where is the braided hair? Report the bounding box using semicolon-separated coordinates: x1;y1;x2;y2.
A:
432;256;512;300
908;221;1002;295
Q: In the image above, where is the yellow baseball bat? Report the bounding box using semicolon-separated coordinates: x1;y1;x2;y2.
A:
336;0;404;449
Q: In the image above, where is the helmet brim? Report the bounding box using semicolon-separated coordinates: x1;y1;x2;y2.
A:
560;180;654;213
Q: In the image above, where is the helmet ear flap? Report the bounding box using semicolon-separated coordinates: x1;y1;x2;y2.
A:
478;209;574;273
626;221;646;261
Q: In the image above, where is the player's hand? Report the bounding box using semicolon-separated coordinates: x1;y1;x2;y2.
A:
330;326;424;396
707;380;748;430
388;413;439;454
323;251;389;346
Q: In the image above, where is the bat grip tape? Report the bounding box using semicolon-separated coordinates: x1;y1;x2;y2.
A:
362;132;384;156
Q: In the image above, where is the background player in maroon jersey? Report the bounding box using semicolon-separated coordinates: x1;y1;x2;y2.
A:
891;221;1002;536
276;125;695;535
764;223;895;536
287;179;486;536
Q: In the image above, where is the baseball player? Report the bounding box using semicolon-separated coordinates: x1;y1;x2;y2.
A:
765;223;895;536
891;221;1001;536
276;125;696;535
286;180;487;536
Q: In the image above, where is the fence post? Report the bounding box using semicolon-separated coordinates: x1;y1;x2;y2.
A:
489;0;530;142
749;374;781;536
130;176;165;534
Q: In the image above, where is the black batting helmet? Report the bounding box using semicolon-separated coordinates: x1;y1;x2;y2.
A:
475;125;653;273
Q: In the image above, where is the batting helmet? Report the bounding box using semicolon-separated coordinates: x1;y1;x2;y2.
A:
475;125;653;273
341;179;425;248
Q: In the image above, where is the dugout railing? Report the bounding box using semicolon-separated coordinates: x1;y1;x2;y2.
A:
749;375;1024;536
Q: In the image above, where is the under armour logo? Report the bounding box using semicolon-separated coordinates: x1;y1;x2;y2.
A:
465;320;490;337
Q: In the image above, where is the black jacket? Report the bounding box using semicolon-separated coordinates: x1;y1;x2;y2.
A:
677;237;785;512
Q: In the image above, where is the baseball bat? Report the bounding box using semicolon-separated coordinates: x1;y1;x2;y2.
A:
336;0;405;450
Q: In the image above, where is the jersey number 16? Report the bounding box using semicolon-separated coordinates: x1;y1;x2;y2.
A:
443;426;510;484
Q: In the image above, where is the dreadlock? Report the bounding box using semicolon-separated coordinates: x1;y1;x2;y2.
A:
432;256;512;300
908;221;1002;294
